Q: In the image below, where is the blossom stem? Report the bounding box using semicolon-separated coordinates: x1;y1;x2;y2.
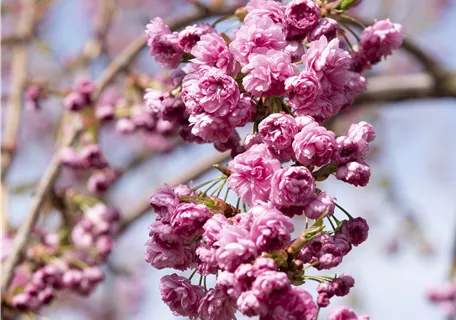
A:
201;180;222;197
211;14;236;27
192;176;223;191
328;216;337;232
341;31;354;50
304;274;334;282
223;187;230;202
340;14;367;29
334;202;353;219
303;261;319;271
215;180;226;197
189;269;198;281
203;275;207;290
340;21;360;42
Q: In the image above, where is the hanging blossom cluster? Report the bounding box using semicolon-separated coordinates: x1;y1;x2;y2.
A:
142;0;404;319
2;204;119;313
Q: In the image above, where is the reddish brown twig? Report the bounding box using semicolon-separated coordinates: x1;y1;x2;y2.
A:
1;118;83;294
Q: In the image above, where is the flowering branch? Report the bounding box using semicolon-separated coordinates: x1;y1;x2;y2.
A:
1;118;83;294
344;17;456;104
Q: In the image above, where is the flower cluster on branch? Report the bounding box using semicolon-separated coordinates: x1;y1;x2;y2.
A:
141;0;404;319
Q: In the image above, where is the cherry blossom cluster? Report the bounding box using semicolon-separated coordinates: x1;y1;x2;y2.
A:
2;203;119;314
141;0;404;319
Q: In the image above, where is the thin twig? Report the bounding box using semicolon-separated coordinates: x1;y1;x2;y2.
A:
117;151;231;234
1;0;37;182
1;118;83;294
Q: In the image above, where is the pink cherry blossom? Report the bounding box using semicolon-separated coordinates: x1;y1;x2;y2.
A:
160;274;205;319
227;143;281;206
270;167;315;207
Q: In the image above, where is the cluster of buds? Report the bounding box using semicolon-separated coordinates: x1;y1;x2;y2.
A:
63;80;95;112
60;143;119;194
3;204;119;314
138;0;405;319
25;85;46;111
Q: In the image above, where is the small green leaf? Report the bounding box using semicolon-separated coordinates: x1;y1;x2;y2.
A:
336;0;360;11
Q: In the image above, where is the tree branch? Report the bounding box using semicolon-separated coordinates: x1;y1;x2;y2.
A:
1;118;83;294
400;40;447;82
356;72;456;104
1;35;33;46
1;0;37;182
92;4;239;99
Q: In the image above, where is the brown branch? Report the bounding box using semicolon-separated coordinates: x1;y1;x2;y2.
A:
117;151;231;235
356;72;456;104
1;0;37;182
400;40;447;82
92;4;239;99
1;35;33;46
1;118;83;294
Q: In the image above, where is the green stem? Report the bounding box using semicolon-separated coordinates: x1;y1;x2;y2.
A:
211;14;236;27
304;274;334;282
341;31;354;50
199;275;203;286
192;176;223;191
214;180;226;197
332;215;341;224
303;261;319;271
203;276;207;290
340;21;360;42
340;14;367;29
328;216;337;232
223;187;230;202
235;198;240;211
334;202;353;219
189;269;198;281
201;180;221;197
